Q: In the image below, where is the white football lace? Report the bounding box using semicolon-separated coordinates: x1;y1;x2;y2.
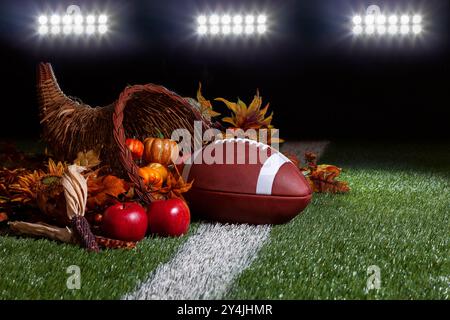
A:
214;137;271;151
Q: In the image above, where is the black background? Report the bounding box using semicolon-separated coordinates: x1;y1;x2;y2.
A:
0;0;448;140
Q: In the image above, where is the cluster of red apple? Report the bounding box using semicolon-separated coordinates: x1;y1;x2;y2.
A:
102;198;190;242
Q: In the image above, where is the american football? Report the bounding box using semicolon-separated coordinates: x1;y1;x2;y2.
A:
181;138;312;224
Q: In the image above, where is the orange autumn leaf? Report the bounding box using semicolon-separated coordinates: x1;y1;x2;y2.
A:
151;168;193;201
308;164;350;193
299;152;350;194
197;82;221;119
87;175;128;209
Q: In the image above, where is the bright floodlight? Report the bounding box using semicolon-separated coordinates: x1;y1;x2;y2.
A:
38;15;48;25
353;9;423;38
245;15;255;24
63;25;72;34
400;25;410;34
222;25;231;34
365;14;375;25
98;25;108;34
197;12;266;37
210;25;220;34
353;25;363;35
221;15;231;24
197;25;207;35
257;24;267;34
233;15;242;24
197;15;207;25
388;15;398;25
50;14;60;25
98;15;107;24
74;15;83;25
412;15;422;24
376;15;386;25
377;25;386;35
233;24;243;34
86;25;95;34
352;15;362;25
38;25;48;35
209;14;219;25
400;15;410;24
245;25;255;34
257;14;267;24
365;25;375;35
74;25;83;34
388;25;398;35
412;25;422;34
51;25;60;34
86;15;96;24
64;15;73;25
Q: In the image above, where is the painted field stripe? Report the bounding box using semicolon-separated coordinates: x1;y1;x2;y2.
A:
123;223;271;300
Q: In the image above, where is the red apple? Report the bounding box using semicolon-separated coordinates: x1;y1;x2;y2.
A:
147;199;190;237
102;202;148;241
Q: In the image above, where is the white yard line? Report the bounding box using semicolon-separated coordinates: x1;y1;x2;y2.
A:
123;223;271;300
124;141;329;300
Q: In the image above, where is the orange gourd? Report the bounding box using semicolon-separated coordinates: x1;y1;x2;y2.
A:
143;138;179;165
138;166;163;188
126;138;144;159
146;163;169;182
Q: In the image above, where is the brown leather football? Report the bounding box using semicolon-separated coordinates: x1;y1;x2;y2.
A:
180;138;312;224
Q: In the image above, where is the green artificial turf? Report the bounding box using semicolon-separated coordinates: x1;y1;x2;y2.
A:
227;141;450;299
0;224;197;299
1;141;449;299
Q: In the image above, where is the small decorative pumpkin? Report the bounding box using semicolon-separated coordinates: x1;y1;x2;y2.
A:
126;138;144;160
138;166;163;188
143;138;179;165
146;163;169;182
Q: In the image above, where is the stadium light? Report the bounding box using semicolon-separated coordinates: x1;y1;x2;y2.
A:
37;5;109;37
352;5;423;37
197;12;268;37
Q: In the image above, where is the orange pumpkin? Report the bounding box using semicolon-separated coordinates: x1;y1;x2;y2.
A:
143;138;179;165
126;138;144;159
138;166;163;188
146;163;169;182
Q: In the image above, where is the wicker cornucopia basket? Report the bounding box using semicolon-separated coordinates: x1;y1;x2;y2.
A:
37;62;214;204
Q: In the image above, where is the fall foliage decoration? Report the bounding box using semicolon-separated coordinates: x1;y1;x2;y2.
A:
214;90;283;144
196;82;221;120
143;137;179;165
300;152;350;194
138;166;163;189
151;168;194;201
87;173;128;210
125;138;144;160
74;150;101;168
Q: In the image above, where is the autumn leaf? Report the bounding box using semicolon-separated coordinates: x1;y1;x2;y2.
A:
215;90;274;131
196;83;221;119
87;175;128;209
74;150;101;168
299;152;350;193
215;90;284;144
151;167;193;201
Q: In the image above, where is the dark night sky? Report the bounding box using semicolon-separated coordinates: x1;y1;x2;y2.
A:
0;0;449;140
